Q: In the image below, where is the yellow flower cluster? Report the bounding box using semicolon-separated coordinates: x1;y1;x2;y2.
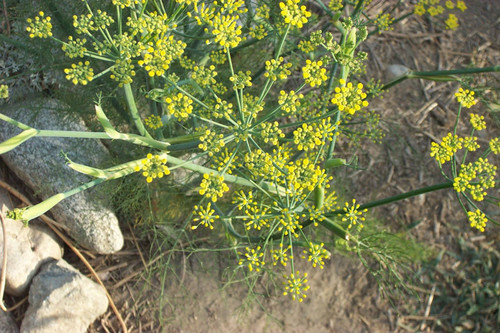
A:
302;242;330;269
110;58;136;87
165;93;193;121
259;121;285;146
456;88;477;108
198;129;225;157
230;70;252;90
64;61;94;85
283;271;310;302
191;65;218;88
0;85;8;99
238;246;265;272
62;36;87;58
278;90;303;114
453;158;497;202
374;13;395;33
192;202;219;230
144;115;163;130
134;153;170;183
26;11;52;38
469;113;486;131
199;172;229;202
264;57;292;81
331;79;369;115
138;36;186;77
279;0;311;29
342;199;367;231
414;0;467;30
293;118;335;151
302;59;328;87
430;133;463;164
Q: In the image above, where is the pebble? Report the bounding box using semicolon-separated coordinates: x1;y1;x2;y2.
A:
20;259;108;333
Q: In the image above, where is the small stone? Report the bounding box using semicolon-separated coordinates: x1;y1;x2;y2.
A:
20;259;109;333
0;178;63;297
386;64;411;80
0;218;63;297
0;98;123;254
0;310;18;333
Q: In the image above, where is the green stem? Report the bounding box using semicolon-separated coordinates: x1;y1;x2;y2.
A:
324;181;453;217
123;83;152;138
381;66;500;91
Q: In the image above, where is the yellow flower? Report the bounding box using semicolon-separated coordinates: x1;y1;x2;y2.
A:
64;61;94;85
469;113;486;131
199;173;229;202
134;153;170;183
192;202;219;230
283;271;310;302
331;79;369;115
0;85;8;99
456;0;467;11
144;115;163;130
467;209;487;232
279;0;311;29
302;59;328;87
26;11;53;39
445;14;459;30
455;88;477;108
238;246;265;272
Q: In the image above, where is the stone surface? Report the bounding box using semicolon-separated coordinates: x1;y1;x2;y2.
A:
20;259;108;333
0;310;18;333
0;177;63;296
0;218;63;297
0;98;123;254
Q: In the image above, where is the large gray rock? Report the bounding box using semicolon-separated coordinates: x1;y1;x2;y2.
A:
0;177;63;296
20;259;108;333
0;98;123;254
0;310;18;333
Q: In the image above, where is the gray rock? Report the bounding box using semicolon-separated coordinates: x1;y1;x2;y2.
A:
20;259;108;333
0;310;19;333
0;98;123;254
0;177;63;296
0;218;63;297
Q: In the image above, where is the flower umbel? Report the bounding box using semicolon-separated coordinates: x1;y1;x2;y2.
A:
455;88;477;108
134;153;170;183
238;246;265;272
302;242;330;269
467;209;487;232
470;113;486;131
302;60;328;87
26;11;53;38
64;61;94;85
283;271;310;302
331;79;369;115
192;202;219;230
0;85;8;99
279;0;312;29
199;173;229;202
342;199;367;231
144;115;163;130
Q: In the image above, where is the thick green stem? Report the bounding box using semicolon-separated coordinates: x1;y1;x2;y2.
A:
381;66;500;91
123;83;152;138
324;181;453;217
